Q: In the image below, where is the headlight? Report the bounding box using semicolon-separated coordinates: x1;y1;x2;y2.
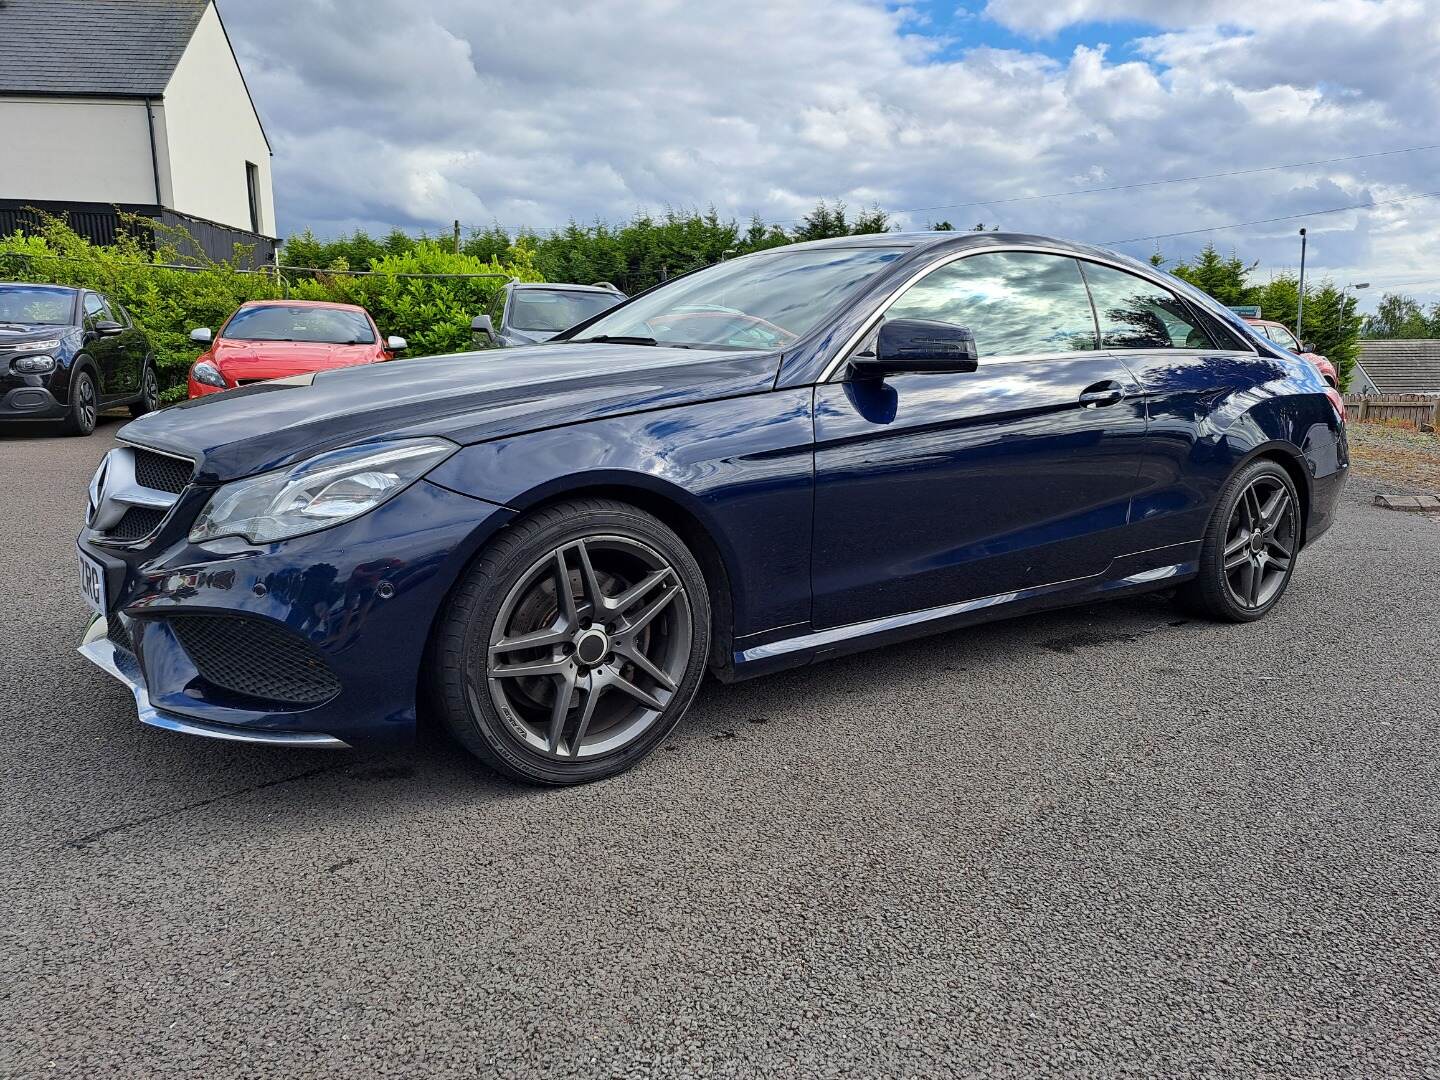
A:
192;360;227;388
13;355;55;374
3;338;62;354
189;438;458;544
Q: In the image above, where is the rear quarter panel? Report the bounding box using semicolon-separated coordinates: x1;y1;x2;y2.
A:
1124;349;1348;551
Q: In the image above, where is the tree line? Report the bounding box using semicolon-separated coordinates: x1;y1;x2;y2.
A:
284;201;891;296
0;202;1380;395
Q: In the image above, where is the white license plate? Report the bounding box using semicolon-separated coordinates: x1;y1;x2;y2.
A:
78;545;106;615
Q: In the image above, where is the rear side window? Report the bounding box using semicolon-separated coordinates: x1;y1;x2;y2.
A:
883;252;1099;358
1080;263;1217;350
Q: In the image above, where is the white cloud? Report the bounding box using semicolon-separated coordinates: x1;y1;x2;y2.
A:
217;0;1440;308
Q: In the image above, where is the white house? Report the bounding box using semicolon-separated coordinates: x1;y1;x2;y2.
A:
0;0;277;266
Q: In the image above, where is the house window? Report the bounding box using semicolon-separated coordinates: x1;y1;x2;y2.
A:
245;161;262;234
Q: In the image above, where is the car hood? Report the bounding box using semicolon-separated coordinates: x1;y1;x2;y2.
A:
0;324;73;345
209;339;379;379
124;342;780;483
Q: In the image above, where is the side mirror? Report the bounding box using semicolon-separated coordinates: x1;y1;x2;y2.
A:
1298;342;1314;354
470;315;497;345
93;320;124;337
386;335;408;352
852;319;980;377
189;327;213;345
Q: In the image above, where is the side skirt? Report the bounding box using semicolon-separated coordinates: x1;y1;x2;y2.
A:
727;545;1199;680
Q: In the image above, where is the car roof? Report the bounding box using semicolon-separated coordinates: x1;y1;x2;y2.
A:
510;282;624;295
748;230;1151;266
238;299;371;313
0;282;79;292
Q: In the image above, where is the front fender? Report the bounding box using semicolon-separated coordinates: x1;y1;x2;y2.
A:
426;390;817;640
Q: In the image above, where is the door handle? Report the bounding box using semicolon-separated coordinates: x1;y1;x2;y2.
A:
1079;381;1125;408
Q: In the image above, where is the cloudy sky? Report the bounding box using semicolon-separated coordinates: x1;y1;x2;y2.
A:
218;0;1440;311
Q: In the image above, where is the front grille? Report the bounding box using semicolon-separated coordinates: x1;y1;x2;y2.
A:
132;448;193;494
168;615;341;707
109;506;166;541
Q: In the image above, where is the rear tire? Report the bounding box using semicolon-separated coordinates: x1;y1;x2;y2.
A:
1177;458;1301;622
429;498;711;785
62;368;98;436
129;363;160;417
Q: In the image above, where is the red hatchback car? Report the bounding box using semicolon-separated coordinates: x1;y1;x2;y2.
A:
1242;316;1338;388
187;300;406;398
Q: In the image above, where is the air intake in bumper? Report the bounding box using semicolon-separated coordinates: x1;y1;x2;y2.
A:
167;615;342;707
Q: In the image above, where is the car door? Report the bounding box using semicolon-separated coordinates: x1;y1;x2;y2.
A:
111;300;145;392
81;291;126;401
811;250;1150;629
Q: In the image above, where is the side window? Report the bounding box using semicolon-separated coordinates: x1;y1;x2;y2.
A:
1080;263;1217;350
83;293;113;325
882;252;1099;358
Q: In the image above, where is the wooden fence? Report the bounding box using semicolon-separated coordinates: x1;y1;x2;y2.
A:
1343;393;1440;429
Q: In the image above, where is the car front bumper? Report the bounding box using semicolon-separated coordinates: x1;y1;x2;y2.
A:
79;614;351;747
76;478;513;748
0;379;65;420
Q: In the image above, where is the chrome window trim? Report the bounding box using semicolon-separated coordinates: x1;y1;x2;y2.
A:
818;244;1258;383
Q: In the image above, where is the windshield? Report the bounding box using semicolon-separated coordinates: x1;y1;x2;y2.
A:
509;290;622;333
0;286;74;326
573;246;907;349
1267;324;1299;350
223;305;376;344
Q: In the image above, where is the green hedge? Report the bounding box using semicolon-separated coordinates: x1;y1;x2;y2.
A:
0;213;539;400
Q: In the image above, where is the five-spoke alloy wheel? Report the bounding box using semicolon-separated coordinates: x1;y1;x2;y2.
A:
1180;458;1302;622
430;498;710;784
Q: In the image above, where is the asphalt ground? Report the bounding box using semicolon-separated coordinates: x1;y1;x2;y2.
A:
2;415;1438;1078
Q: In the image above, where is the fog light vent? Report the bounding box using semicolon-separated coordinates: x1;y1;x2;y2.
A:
168;615;341;706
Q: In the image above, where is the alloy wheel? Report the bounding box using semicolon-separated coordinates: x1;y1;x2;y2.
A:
483;535;693;760
1222;474;1297;610
143;368;159;409
76;375;97;431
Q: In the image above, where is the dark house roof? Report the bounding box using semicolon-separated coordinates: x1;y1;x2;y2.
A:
1356;339;1440;395
0;0;209;96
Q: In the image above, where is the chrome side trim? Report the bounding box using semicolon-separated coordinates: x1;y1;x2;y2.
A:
816;244;1259;383
78;616;350;749
736;563;1191;664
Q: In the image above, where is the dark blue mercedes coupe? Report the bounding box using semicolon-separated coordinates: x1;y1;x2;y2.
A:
77;232;1348;784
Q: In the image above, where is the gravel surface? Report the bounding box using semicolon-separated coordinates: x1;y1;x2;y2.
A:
1348;421;1440;495
3;417;1439;1079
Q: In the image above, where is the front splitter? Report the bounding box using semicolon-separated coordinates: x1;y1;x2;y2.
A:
78;616;351;749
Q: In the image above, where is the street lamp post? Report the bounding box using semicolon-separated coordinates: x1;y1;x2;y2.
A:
1296;228;1308;340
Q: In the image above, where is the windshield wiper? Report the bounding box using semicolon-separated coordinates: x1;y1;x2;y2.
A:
568;334;661;346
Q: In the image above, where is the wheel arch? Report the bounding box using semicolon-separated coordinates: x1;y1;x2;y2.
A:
66;352;100;399
1232;441;1314;545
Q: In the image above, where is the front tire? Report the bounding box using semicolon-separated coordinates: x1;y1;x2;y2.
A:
429;498;711;785
62;368;98;436
1178;459;1301;622
129;363;160;417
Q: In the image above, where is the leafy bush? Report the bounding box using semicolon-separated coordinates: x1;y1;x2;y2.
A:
0;213;537;399
1165;243;1364;390
289;244;539;356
